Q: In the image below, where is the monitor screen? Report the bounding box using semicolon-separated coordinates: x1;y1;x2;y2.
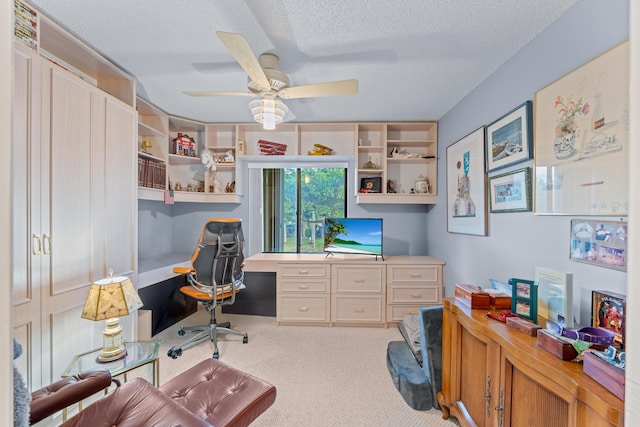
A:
323;218;383;256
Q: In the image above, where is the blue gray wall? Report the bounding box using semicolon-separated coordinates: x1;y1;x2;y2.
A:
427;0;629;325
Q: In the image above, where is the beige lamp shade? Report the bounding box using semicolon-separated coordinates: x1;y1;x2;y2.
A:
81;275;143;321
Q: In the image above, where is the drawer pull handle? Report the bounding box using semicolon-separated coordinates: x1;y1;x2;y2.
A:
353;307;364;313
298;306;309;312
43;234;52;255
409;273;422;278
408;310;418;315
353;278;365;283
299;284;309;289
410;293;422;298
298;270;309;275
32;234;41;255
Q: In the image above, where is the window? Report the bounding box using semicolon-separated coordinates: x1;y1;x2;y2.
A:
263;167;347;253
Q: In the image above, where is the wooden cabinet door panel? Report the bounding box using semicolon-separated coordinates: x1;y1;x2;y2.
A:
47;66;94;294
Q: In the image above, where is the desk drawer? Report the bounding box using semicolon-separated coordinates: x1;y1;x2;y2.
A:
277;294;330;323
278;263;329;279
332;265;385;293
332;295;385;323
387;265;441;284
388;285;441;304
278;278;329;293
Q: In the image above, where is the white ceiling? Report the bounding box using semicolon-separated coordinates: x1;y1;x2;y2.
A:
31;0;578;123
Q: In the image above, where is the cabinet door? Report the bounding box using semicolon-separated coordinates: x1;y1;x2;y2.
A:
104;96;136;276
500;350;575;427
44;65;95;294
453;317;501;427
12;47;43;389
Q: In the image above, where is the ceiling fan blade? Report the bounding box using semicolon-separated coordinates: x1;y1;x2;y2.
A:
183;91;258;97
216;31;271;91
279;79;358;99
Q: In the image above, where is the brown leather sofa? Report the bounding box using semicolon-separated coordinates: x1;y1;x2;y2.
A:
32;358;276;427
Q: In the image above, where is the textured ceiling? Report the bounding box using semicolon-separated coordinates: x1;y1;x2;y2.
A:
31;0;578;123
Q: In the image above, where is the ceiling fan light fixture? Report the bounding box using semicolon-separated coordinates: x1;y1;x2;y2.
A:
249;98;288;130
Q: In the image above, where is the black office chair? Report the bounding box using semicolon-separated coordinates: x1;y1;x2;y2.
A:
167;218;248;359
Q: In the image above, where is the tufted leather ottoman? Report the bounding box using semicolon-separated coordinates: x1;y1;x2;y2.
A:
160;358;277;427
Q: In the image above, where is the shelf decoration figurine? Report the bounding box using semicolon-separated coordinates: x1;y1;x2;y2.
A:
362;156;377;169
141;140;152;154
173;133;197;157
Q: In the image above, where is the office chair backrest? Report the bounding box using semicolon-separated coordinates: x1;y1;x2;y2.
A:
191;218;245;288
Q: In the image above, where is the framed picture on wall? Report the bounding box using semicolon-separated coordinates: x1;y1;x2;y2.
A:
570;219;627;271
534;41;629;215
446;127;487;235
486;101;533;172
488;167;532;213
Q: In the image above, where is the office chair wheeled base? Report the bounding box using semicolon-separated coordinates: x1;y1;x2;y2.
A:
167;313;248;360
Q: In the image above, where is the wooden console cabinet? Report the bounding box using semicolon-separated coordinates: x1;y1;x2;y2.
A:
438;298;624;427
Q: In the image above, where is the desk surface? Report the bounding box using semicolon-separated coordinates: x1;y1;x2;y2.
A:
244;253;445;272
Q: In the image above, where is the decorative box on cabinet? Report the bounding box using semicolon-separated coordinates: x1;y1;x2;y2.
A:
438;298;624;427
385;256;444;324
331;264;386;326
276;263;330;326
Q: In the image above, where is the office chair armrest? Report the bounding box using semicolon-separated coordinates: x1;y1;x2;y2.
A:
174;267;195;275
30;370;116;425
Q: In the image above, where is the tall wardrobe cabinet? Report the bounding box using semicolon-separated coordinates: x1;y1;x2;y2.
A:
12;41;136;389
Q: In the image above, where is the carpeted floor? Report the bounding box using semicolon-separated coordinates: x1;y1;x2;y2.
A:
151;309;459;427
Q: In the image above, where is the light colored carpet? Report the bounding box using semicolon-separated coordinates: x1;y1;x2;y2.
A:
152;309;459;427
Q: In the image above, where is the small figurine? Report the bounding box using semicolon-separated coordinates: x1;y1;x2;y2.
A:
201;150;216;171
387;179;397;193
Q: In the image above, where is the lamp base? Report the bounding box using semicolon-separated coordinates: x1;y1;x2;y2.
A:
96;347;127;363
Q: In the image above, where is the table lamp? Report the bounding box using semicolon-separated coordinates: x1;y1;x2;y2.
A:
81;270;143;362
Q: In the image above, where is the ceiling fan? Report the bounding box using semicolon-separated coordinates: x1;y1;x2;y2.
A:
184;31;359;129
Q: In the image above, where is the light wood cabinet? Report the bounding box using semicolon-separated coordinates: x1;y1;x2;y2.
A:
438;298;624;427
331;264;386;326
276;263;331;325
385;256;444;323
266;255;445;327
356;122;438;204
12;3;137;390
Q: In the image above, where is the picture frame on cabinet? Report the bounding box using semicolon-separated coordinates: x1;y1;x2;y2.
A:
446;127;487;235
486;101;532;172
534;266;574;327
509;278;538;322
488;167;532;213
359;177;381;193
534;41;629;215
591;290;625;348
570;219;627;271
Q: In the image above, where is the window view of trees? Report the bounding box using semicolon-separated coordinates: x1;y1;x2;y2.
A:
263;167;346;253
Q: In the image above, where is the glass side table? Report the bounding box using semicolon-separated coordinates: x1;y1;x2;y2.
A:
62;340;161;386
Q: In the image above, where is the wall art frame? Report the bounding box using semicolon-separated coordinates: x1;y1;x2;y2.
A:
446;127;487;235
570;219;627;271
534;41;629;215
509;278;538;322
488;167;532;213
486;101;533;172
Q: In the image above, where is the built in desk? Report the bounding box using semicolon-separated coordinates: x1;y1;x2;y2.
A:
243;254;445;327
